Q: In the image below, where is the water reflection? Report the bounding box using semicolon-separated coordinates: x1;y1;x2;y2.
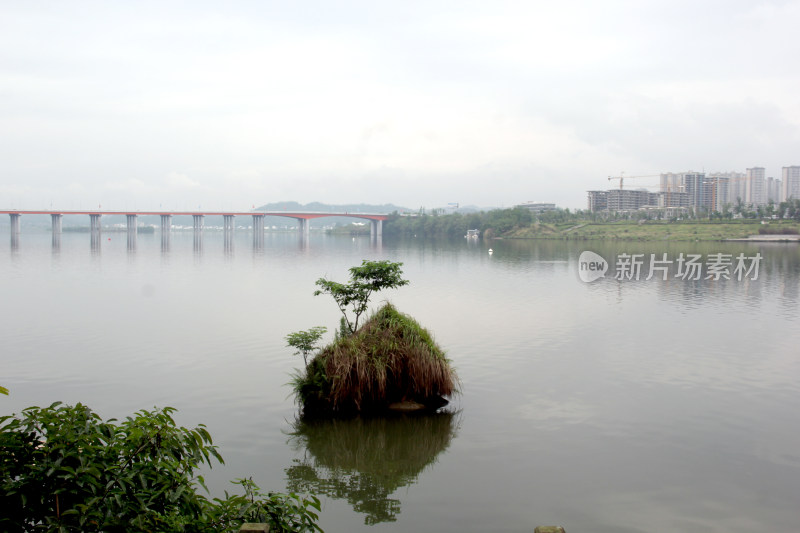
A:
224;229;234;255
160;230;170;254
127;229;137;252
90;230;102;254
285;412;460;525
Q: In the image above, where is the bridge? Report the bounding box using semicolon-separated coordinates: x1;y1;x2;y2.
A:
0;210;387;239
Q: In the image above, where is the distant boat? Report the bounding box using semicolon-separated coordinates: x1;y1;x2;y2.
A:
465;229;479;239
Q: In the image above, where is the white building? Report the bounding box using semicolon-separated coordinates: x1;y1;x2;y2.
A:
783;166;800;201
746;167;766;207
766;177;782;204
708;171;745;209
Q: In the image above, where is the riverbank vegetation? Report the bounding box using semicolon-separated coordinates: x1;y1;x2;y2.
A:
0;403;322;532
383;198;800;241
288;261;458;417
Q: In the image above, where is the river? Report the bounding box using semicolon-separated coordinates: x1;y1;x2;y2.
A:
2;229;800;532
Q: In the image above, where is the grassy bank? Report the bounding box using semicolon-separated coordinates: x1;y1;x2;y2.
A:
503;220;800;241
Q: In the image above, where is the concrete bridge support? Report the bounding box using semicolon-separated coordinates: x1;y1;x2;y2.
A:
193;214;204;233
223;214;235;233
51;214;63;235
160;214;172;252
126;214;138;234
90;214;102;234
10;213;21;235
160;214;172;233
9;213;21;249
370;219;383;239
193;214;204;253
90;214;102;253
252;214;265;250
126;215;138;251
223;215;235;253
298;218;309;236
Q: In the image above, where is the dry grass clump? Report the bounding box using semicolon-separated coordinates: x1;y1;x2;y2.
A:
296;303;458;416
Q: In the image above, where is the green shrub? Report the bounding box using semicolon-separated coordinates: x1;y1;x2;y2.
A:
0;402;322;532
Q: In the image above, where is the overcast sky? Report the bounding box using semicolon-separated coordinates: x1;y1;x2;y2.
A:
2;1;799;211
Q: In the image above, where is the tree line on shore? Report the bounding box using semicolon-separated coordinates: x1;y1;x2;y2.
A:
380;198;800;239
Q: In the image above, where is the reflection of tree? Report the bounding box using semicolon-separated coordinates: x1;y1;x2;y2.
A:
285;412;459;525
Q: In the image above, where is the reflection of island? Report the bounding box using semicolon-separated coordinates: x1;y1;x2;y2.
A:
285;412;460;525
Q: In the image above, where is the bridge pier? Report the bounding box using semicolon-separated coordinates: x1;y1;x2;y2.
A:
9;213;21;235
51;214;63;235
252;214;265;249
126;215;138;252
126;214;138;234
370;219;382;239
223;214;235;233
193;214;204;252
223;215;235;253
160;214;172;233
298;218;309;236
193;214;204;232
126;214;138;250
90;213;102;234
160;214;172;252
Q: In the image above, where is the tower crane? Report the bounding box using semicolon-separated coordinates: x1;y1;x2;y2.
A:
607;173;661;190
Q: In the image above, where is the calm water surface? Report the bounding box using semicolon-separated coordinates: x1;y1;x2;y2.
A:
3;230;800;532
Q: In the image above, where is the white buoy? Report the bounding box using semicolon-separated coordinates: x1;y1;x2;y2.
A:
488;248;493;255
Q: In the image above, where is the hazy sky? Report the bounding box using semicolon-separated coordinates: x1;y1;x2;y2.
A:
2;1;799;211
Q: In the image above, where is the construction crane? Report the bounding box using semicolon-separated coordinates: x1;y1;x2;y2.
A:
607;173;661;190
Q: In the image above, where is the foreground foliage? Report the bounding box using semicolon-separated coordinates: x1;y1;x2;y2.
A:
293;303;458;416
0;402;322;532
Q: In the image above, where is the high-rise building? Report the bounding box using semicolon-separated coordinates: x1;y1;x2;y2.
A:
660;172;684;194
605;189;657;211
766;177;781;204
708;171;746;209
684;172;707;209
587;189;658;211
746;167;766;207
783;166;800;201
587;191;608;212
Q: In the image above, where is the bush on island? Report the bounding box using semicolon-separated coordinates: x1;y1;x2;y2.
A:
292;302;458;417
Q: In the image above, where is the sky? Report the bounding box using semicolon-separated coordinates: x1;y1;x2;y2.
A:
2;0;800;211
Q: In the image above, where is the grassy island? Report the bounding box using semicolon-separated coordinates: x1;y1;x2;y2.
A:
294;303;458;416
288;261;458;417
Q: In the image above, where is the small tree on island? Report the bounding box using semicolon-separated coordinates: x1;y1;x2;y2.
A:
314;260;409;334
286;327;327;370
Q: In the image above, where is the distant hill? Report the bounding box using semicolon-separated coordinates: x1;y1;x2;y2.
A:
254;202;413;228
